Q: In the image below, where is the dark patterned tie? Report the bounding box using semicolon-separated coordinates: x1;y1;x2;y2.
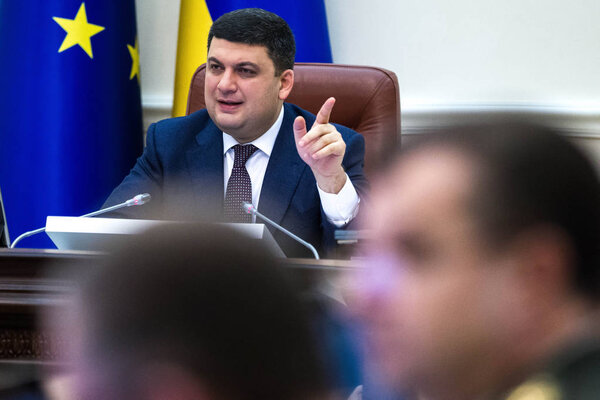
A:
224;144;258;222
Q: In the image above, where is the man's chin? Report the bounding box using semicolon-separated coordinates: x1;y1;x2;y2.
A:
213;114;244;134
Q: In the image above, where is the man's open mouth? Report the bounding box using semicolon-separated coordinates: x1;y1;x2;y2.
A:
218;100;243;106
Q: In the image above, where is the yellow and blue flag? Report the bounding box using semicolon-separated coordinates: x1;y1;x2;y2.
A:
173;0;333;117
0;1;143;248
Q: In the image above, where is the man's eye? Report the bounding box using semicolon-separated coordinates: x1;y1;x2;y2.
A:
398;237;433;265
209;64;223;71
238;68;256;76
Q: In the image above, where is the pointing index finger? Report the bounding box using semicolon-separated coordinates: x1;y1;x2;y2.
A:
314;97;336;126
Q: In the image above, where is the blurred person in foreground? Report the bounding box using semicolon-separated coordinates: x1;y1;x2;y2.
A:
351;123;600;399
49;224;334;400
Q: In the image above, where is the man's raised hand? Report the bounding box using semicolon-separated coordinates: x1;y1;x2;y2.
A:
293;97;347;194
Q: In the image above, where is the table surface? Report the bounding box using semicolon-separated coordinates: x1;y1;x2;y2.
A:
0;248;363;361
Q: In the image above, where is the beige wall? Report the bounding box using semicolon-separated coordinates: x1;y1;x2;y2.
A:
134;0;600;165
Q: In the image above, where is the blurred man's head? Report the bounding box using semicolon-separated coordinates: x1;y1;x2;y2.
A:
59;225;328;400
354;123;600;399
205;9;295;142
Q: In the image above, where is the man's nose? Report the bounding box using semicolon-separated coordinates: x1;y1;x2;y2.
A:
347;255;404;318
217;69;237;93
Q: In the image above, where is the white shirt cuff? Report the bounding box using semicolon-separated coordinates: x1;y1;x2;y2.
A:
318;173;360;227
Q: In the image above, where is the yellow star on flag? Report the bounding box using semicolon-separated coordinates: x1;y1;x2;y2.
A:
127;37;140;83
53;3;105;59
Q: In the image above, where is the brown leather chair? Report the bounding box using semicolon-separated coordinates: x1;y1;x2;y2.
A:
186;62;400;177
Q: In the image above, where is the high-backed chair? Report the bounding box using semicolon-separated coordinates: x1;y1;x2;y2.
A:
186;63;400;177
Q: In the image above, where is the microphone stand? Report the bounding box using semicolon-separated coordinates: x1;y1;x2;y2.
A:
243;202;320;259
9;194;151;248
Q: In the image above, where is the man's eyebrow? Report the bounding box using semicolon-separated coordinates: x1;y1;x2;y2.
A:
207;57;223;65
235;61;260;69
206;58;260;70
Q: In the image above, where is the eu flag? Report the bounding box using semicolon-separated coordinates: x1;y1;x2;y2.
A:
0;1;143;248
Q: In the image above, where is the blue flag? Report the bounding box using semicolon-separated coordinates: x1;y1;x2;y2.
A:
205;0;333;62
0;1;143;248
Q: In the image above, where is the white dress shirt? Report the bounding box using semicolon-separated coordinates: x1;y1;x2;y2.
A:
222;106;360;227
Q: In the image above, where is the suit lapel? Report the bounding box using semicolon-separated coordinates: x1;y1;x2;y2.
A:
259;104;307;225
186;123;224;216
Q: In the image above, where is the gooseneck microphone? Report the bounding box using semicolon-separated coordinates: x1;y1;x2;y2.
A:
81;193;151;217
9;193;151;248
242;202;320;259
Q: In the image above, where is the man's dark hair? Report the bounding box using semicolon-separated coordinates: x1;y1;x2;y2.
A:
402;123;600;301
76;224;328;399
208;8;296;75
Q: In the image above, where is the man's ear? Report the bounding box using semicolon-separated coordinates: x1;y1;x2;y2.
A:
278;69;294;101
511;226;575;308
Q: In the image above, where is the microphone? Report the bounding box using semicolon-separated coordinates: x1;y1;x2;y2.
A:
82;193;152;217
242;202;319;259
9;193;152;248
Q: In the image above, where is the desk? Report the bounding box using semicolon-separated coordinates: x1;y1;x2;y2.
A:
0;248;360;361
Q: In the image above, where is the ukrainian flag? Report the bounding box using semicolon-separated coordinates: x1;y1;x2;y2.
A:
172;0;333;117
0;1;143;248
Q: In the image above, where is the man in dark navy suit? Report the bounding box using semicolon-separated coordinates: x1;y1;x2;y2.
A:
103;8;367;258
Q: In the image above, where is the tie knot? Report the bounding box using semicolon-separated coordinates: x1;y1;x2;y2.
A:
233;144;258;167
